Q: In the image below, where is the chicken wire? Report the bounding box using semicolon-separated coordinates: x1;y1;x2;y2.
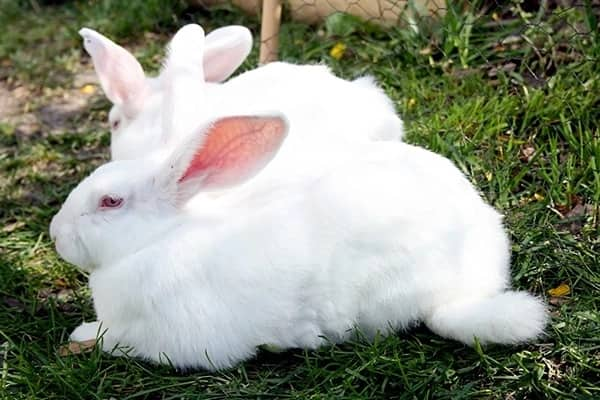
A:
192;0;599;87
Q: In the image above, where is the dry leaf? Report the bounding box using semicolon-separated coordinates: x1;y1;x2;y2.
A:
56;289;74;302
58;339;97;356
37;287;74;304
533;193;545;202
555;204;570;216
488;62;516;77
555;196;595;234
451;68;480;79
2;221;25;233
549;297;569;306
53;278;68;288
548;283;570;297
519;144;535;162
37;288;53;300
3;296;26;311
566;203;593;218
556;195;583;217
501;35;522;45
419;46;432;56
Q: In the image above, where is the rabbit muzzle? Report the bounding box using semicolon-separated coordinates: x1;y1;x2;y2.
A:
50;211;90;270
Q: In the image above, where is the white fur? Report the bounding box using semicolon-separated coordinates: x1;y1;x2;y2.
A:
80;24;404;161
70;321;102;342
80;25;253;160
50;113;547;371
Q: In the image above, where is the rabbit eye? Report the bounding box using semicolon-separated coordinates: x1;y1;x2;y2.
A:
111;119;121;130
99;195;123;210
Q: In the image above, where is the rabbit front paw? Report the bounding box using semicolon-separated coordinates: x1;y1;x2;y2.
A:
70;321;104;342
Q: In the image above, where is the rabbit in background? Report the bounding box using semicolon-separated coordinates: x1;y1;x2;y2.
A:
79;24;254;160
80;24;404;161
50;103;548;370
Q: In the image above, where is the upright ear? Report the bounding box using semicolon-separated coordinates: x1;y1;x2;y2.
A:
79;28;146;115
161;24;207;146
163;114;288;205
203;26;253;82
163;24;206;75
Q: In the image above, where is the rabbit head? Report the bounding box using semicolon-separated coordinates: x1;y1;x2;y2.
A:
50;113;288;272
79;24;253;160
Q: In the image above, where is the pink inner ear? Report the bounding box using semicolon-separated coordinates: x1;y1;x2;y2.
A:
82;30;145;107
203;53;240;83
179;116;287;190
203;48;248;82
203;26;251;82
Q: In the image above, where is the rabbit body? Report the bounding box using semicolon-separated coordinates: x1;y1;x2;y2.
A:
111;61;403;161
62;140;546;370
209;62;403;142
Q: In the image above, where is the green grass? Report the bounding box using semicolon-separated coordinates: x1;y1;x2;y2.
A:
1;0;599;398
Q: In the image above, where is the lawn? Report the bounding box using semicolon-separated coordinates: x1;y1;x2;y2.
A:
0;0;598;398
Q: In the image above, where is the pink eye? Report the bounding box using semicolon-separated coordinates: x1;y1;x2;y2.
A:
99;195;123;210
111;119;120;130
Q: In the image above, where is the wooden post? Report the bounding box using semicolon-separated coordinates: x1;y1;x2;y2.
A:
259;0;282;64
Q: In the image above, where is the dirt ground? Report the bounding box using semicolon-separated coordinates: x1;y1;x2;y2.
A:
0;67;104;140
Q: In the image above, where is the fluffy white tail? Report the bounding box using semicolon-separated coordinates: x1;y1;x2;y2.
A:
425;291;548;346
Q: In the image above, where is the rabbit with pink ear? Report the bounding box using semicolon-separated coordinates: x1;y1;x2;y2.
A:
80;24;404;161
79;25;253;160
50;106;547;370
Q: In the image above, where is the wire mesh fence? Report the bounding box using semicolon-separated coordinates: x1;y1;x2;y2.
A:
256;0;447;62
191;0;599;86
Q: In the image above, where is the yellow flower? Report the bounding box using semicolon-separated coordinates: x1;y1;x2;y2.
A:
548;283;570;297
407;98;417;108
330;42;347;60
80;84;96;94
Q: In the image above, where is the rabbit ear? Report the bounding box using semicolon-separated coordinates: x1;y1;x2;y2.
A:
164;114;288;205
163;24;206;75
203;26;253;82
161;24;208;147
79;28;146;115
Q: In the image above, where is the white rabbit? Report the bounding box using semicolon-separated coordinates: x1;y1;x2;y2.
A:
50;111;547;371
80;24;404;161
80;24;253;160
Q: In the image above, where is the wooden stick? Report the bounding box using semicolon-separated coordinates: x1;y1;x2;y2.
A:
259;0;282;64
